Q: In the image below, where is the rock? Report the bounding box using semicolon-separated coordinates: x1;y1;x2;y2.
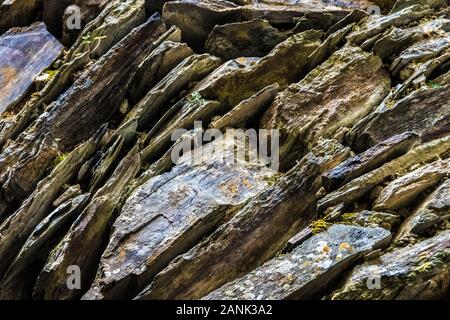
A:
43;0;108;41
374;158;450;211
205;19;288;60
128;36;193;104
204;224;391;300
371;18;450;60
0;23;63;113
0;0;40;33
0;0;147;149
390;35;450;79
322;132;419;192
162;0;349;50
0;15;165;211
135;139;350;300
84;132;275;300
395;179;450;241
318;135;450;212
332;229;450;300
198;29;324;108
33;146;141;300
210;84;280;130
123;53;221;132
347;5;435;46
261;45;390;169
339;210;400;230
0;193;90;299
87;136;124;193
140;95;222;161
348;82;450;151
390;0;447;13
0;127;105;278
53;184;82;207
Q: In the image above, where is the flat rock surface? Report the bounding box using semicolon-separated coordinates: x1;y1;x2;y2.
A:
0;22;63;113
205;224;391;300
332;229;450;300
84;134;275;299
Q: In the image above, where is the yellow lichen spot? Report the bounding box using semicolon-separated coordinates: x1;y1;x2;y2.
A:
280;274;296;286
412;261;433;273
220;181;239;197
45;69;59;79
339;242;353;251
242;178;253;189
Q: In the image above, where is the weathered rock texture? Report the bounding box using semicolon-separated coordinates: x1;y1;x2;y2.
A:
0;0;449;301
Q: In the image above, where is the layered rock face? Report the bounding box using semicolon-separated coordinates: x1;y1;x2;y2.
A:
0;0;449;300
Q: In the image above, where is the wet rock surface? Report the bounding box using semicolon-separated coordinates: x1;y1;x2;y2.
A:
0;0;449;301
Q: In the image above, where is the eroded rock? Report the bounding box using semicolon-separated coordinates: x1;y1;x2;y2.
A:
205;224;391;300
33;146;141;300
261;45;390;169
84;132;275;300
322;132;419;192
374;158;450;211
332;230;450;300
135;139;350;300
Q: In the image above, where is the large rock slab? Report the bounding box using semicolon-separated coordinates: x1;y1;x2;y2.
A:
261;45;390;169
348;82;450;152
205;19;287;60
205;224;391;300
0;23;63;113
135;139;351;300
322;132;419;192
198;29;323;108
374;159;450;211
84;133;276;300
332;230;450;300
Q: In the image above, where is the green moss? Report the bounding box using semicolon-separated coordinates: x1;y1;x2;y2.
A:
52;152;69;167
187;91;207;105
45;69;59;79
264;173;282;186
311;219;331;234
427;80;442;89
340;212;357;222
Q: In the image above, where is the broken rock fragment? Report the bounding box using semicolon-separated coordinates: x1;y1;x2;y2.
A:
332;230;450;300
373;158;450;211
205;224;391;300
322;132;419;192
395;179;450;241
